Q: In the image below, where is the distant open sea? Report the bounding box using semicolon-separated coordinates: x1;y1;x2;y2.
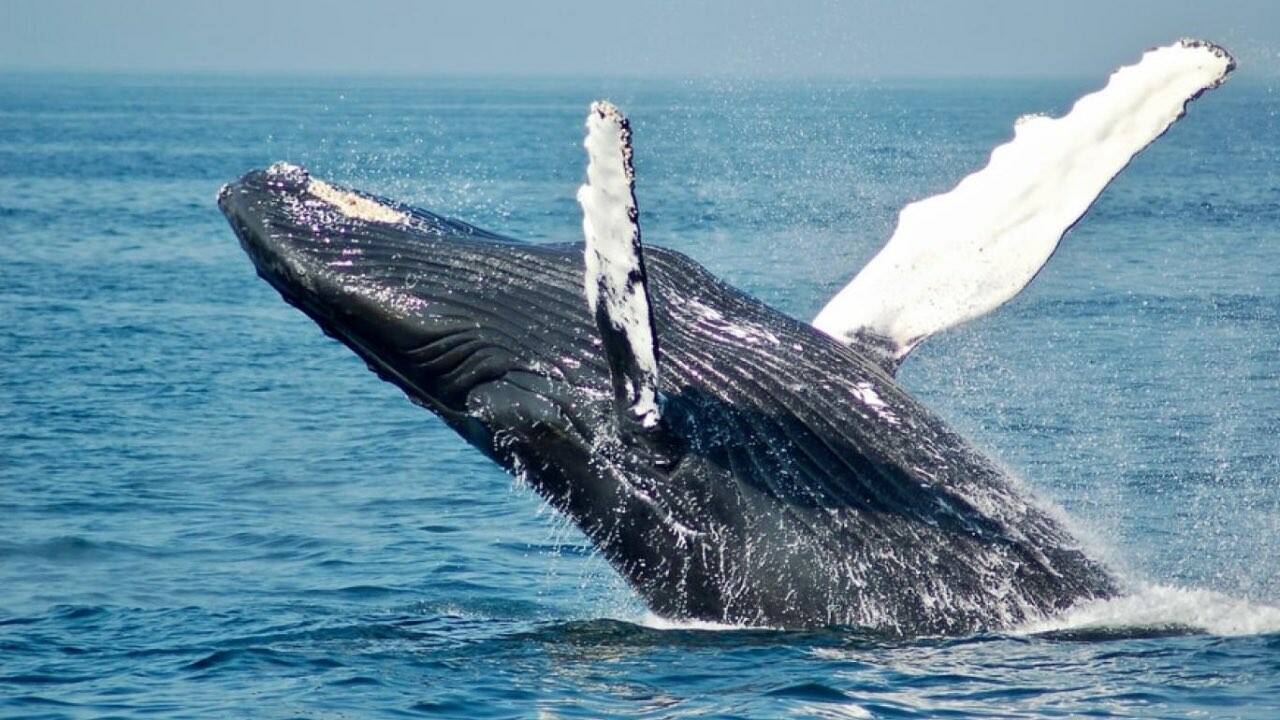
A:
2;71;1278;718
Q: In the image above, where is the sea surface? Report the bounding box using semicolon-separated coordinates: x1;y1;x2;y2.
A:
2;71;1279;718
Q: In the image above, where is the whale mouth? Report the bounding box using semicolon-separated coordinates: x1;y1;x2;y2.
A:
217;163;591;424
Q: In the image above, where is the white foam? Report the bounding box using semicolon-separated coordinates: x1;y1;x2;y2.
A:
1018;583;1280;637
687;298;782;345
639;611;766;631
813;39;1234;364
636;584;1280;639
792;703;874;720
850;381;900;425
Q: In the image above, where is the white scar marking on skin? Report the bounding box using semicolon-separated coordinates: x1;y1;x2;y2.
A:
309;178;410;224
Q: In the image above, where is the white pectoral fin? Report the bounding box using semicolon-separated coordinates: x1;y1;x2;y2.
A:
577;101;662;429
812;39;1235;372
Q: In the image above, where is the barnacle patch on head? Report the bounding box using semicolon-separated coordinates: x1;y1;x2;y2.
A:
308;178;410;225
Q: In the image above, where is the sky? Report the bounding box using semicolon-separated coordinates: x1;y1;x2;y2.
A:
3;0;1279;79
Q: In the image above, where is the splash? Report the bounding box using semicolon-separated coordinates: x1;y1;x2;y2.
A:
1019;583;1280;637
639;611;768;632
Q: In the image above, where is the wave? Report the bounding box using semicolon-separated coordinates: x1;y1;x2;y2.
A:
639;612;763;632
1018;583;1280;637
635;583;1280;639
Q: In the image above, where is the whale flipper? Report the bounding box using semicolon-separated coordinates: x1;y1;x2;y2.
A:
813;39;1234;372
577;101;665;434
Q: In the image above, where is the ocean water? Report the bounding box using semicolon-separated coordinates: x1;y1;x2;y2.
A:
2;71;1278;718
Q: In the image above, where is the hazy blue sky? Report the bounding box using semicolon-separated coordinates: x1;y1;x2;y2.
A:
3;0;1279;78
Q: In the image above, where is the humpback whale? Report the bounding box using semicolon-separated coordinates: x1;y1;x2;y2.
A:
219;40;1233;634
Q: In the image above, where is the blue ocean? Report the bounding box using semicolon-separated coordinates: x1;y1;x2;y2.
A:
2;71;1278;718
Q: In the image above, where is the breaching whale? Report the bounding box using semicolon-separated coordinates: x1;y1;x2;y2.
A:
219;40;1233;634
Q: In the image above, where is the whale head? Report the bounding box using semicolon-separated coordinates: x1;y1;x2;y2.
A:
218;163;608;446
217;164;718;611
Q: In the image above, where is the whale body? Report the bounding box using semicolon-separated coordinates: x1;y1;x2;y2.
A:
220;164;1116;634
219;40;1233;634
